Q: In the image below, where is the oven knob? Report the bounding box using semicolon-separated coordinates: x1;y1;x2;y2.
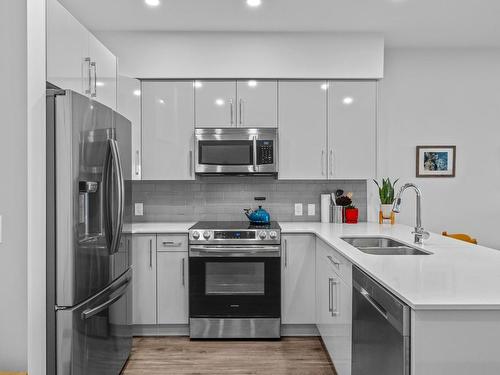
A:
258;231;267;240
203;231;211;240
269;231;277;240
192;231;200;240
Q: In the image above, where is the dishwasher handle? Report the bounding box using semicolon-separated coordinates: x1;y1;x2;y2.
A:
353;266;410;336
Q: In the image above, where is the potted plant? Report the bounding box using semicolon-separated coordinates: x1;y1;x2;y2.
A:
336;192;353;223
373;178;399;220
344;204;359;224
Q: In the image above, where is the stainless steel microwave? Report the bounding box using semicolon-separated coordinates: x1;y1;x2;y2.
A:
195;128;278;175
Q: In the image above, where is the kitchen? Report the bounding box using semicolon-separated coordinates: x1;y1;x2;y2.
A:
2;0;500;375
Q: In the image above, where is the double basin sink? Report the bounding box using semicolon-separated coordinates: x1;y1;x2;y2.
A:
341;237;432;255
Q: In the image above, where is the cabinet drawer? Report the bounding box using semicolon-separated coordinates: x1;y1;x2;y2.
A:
156;234;188;252
318;239;352;285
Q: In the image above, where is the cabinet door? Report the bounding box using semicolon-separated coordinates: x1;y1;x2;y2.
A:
278;81;328;179
329;81;377;179
117;76;142;180
282;235;316;324
157;252;189;324
195;81;236;127
132;235;157;325
88;32;117;110
46;0;89;94
236;80;277;128
142;81;195;180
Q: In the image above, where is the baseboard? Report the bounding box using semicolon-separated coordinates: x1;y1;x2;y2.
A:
281;324;319;336
133;324;189;336
133;324;319;337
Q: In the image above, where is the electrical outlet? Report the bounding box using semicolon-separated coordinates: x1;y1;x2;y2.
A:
135;203;144;216
308;204;315;216
294;203;303;216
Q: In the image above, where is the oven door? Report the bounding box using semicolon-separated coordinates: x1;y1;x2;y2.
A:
189;246;281;318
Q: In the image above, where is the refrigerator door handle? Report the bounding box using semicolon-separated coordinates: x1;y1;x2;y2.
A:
103;139;125;255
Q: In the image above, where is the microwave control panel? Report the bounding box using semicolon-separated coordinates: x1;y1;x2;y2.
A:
257;141;274;165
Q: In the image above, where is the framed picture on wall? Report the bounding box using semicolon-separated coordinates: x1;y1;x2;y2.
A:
416;145;456;177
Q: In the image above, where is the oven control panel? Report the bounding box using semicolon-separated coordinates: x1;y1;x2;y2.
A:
189;228;280;245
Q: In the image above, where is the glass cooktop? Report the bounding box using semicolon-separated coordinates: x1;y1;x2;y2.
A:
190;221;281;230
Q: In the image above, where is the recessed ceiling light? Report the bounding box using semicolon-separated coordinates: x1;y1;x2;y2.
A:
96;81;104;87
133;89;141;96
158;99;165;104
193;81;203;89
246;0;262;8
342;97;354;105
321;83;329;91
248;80;258;87
145;0;160;7
215;99;225;106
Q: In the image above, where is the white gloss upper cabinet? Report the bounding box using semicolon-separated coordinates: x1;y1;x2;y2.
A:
157;251;189;324
278;81;328;179
236;80;277;128
47;0;89;94
194;81;237;127
328;81;377;179
282;235;316;324
117;76;141;180
88;33;117;110
46;0;117;109
142;81;195;180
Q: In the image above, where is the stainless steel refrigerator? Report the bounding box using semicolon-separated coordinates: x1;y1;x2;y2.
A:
46;89;133;375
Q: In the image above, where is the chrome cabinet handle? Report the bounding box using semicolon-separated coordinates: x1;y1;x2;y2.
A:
162;241;183;247
149;239;153;268
239;98;244;126
90;61;97;97
229;99;234;126
327;255;341;267
329;150;333;177
135;150;140;176
331;278;340;317
284;239;288;268
84;57;91;94
189;150;193;177
182;257;185;286
328;278;333;312
321;150;325;176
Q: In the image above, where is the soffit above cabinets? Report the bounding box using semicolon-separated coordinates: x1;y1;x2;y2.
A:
59;0;500;48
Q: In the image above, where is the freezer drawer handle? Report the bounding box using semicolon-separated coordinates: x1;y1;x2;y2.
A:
81;284;128;320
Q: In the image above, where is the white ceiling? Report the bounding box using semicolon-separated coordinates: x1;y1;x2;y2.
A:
59;0;500;47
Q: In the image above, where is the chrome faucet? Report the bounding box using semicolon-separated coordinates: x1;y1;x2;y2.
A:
392;183;430;244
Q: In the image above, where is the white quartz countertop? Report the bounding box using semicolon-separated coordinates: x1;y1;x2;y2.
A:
124;221;500;310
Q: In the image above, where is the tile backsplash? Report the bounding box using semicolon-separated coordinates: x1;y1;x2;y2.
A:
131;177;367;223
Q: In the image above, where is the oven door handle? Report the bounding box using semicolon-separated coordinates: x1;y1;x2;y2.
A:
189;246;280;257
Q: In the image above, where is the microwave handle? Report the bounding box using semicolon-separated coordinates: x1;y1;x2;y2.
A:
252;136;257;172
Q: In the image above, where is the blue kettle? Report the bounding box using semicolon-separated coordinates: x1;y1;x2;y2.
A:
244;205;271;225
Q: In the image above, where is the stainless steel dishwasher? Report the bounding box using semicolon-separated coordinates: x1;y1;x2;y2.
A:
352;266;411;375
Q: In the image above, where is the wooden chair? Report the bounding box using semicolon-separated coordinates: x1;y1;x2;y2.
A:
442;231;477;245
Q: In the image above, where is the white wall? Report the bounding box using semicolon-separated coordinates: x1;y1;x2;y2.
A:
379;48;500;249
98;31;384;79
0;0;28;371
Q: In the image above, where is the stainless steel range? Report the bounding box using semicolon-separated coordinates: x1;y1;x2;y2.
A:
188;221;281;339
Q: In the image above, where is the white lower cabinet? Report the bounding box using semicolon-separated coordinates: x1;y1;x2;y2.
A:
157;251;189;324
132;233;189;326
132;235;157;325
316;240;352;375
281;234;316;324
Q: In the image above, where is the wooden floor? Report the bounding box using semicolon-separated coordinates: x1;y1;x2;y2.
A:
122;337;337;375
